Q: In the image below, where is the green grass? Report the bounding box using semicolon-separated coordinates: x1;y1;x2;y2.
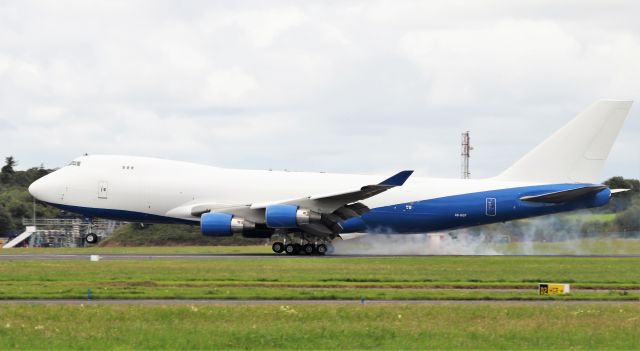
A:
0;303;639;349
1;284;637;301
563;213;617;222
0;256;639;300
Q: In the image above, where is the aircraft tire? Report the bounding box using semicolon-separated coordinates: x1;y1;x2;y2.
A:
272;242;284;254
316;244;327;255
85;233;99;244
285;244;297;255
303;244;315;255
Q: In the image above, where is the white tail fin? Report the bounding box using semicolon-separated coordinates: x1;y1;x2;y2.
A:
497;100;633;184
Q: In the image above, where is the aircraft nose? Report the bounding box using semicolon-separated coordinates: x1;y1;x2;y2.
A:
28;176;50;202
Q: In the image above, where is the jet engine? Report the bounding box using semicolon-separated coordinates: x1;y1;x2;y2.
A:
200;212;255;236
265;204;321;228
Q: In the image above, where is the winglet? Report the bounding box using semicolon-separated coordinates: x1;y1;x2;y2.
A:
379;170;414;186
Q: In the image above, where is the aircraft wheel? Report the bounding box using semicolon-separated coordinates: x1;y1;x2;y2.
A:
316;244;327;255
285;244;297;255
85;233;99;244
303;244;315;255
272;242;284;254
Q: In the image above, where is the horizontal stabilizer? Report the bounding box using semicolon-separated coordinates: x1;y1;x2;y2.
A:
610;189;631;194
520;185;607;203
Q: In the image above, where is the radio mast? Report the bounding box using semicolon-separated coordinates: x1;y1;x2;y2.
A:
461;131;472;179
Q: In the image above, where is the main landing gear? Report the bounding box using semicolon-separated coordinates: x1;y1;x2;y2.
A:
271;234;333;256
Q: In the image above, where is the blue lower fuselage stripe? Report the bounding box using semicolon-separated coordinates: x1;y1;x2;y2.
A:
43;183;610;234
341;183;610;233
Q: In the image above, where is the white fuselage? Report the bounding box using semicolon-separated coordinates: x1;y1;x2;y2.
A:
29;155;536;223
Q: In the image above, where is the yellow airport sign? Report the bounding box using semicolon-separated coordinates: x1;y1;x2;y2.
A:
539;283;571;295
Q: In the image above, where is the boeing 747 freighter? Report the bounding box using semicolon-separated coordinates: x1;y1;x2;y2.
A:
28;100;633;254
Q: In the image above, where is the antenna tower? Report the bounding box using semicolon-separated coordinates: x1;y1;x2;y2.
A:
461;131;473;179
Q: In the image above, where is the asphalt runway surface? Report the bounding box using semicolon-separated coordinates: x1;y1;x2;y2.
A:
1;253;640;260
0;299;637;305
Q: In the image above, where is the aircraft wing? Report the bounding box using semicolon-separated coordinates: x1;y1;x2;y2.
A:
169;170;413;236
250;170;413;213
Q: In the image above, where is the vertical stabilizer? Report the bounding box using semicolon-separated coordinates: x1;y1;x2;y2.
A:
497;100;633;184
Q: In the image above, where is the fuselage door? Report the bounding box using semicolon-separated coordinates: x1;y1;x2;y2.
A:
485;198;496;216
98;181;108;199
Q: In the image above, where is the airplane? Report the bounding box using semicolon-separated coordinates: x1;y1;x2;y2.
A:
28;100;633;255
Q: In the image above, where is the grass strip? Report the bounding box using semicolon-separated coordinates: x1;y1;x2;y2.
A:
1;256;639;300
0;303;639;349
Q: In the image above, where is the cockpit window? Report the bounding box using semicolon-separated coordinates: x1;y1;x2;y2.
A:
69;161;81;166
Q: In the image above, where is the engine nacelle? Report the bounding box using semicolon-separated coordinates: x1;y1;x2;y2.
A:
201;212;255;236
265;204;321;228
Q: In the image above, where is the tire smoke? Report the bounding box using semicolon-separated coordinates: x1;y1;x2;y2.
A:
331;232;501;255
330;212;639;256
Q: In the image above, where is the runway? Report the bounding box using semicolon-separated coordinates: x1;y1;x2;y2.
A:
0;253;282;260
1;253;640;260
0;299;637;305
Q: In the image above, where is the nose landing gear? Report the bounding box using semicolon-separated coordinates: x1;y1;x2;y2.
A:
84;233;99;245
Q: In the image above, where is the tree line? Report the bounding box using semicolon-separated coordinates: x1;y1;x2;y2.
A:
0;157;62;235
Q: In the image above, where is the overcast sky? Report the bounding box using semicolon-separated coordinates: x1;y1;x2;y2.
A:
1;1;638;180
